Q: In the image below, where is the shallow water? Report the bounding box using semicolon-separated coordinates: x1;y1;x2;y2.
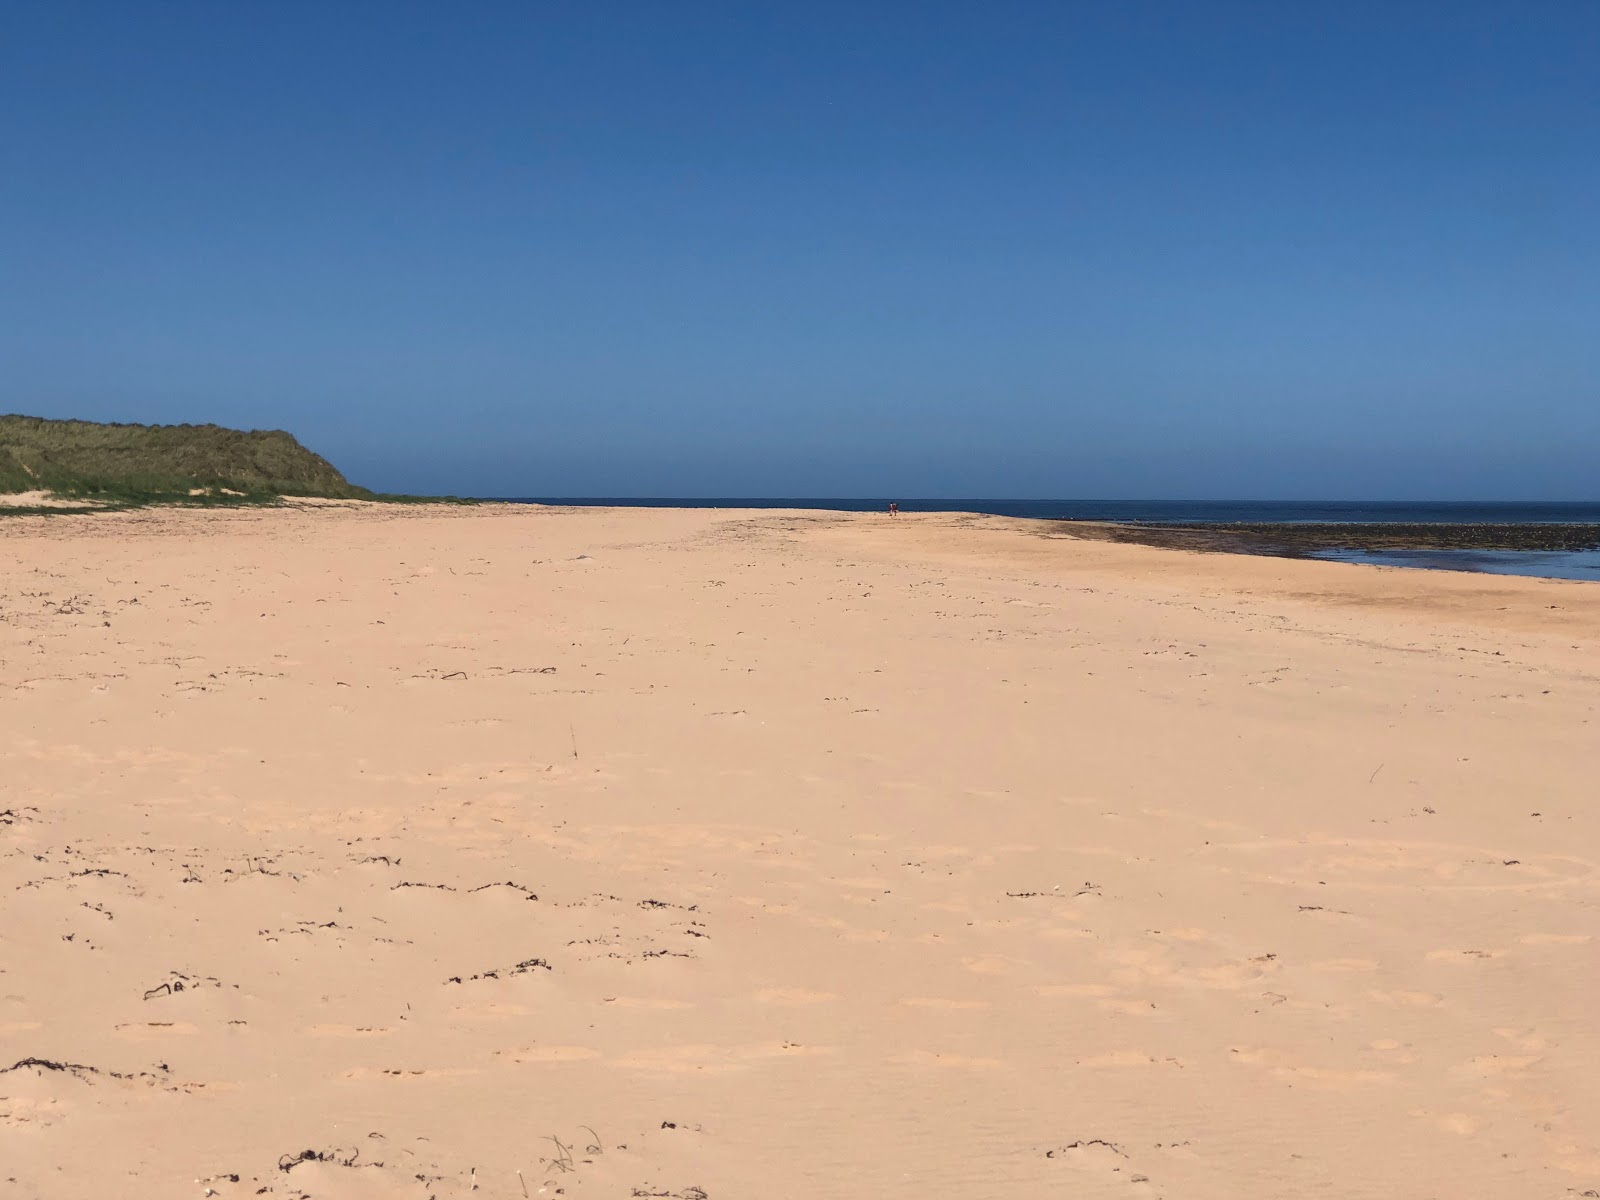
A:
1308;546;1600;582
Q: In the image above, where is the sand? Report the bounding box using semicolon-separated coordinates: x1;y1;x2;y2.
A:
2;503;1597;1199
0;492;116;510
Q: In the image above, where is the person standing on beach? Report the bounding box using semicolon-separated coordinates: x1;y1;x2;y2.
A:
888;502;899;517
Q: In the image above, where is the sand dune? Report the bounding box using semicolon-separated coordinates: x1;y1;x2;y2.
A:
3;504;1597;1198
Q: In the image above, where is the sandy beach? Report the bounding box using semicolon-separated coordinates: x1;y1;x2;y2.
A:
3;502;1597;1199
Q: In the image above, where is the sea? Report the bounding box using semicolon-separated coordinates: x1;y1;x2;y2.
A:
505;499;1600;582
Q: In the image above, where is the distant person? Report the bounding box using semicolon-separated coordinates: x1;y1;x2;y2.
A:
888;502;899;518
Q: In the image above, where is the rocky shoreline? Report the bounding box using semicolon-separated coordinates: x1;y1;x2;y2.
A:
1055;520;1600;558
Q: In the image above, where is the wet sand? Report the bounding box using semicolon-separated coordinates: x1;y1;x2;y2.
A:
3;502;1597;1199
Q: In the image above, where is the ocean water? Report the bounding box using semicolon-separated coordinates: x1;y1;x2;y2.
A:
504;499;1600;581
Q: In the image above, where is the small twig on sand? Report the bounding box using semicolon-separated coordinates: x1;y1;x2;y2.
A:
518;1169;530;1198
570;723;578;759
1369;763;1384;784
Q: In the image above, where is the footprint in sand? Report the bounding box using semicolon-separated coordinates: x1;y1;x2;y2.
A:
887;1050;1004;1070
1078;1050;1184;1070
1409;1109;1484;1136
114;1022;198;1039
449;1001;537;1021
898;997;991;1010
616;1042;834;1072
498;1045;602;1064
1518;932;1591;946
602;996;695;1010
751;988;834;1006
960;955;1012;974
1368;988;1443;1007
1202;837;1592;892
1038;927;1096;942
1035;983;1116;999
1230;1045;1394;1089
0;1094;68;1129
1368;1040;1419;1064
1098;998;1158;1015
340;1065;481;1082
1458;1054;1541;1079
1110;945;1282;991
1492;1027;1547;1051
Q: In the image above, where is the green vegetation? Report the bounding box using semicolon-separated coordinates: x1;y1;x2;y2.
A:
0;414;373;502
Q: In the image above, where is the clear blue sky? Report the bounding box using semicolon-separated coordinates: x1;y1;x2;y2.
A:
4;2;1596;498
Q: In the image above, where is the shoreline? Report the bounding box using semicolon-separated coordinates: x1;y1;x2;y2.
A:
498;499;1600;580
1052;518;1600;555
12;491;1600;547
5;494;1599;590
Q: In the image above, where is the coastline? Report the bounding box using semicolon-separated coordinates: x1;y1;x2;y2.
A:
1053;517;1600;554
4;502;1597;1198
502;498;1600;581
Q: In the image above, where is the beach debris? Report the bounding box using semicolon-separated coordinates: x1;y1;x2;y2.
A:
1045;1138;1127;1158
445;956;551;984
143;971;229;1000
1;1057;163;1084
278;1147;363;1172
70;867;126;880
468;880;539;899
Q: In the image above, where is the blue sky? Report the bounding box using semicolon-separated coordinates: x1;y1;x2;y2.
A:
3;1;1597;498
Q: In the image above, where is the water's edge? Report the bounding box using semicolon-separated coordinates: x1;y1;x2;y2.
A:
501;498;1600;580
501;497;1600;524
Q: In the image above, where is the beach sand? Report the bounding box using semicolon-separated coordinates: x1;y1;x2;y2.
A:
3;503;1597;1199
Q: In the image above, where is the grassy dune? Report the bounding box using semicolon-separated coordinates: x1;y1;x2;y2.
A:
0;415;372;502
